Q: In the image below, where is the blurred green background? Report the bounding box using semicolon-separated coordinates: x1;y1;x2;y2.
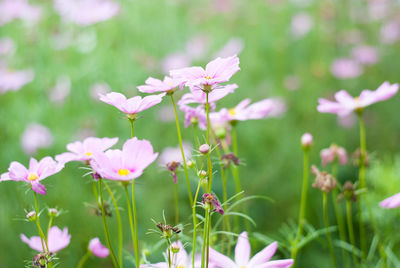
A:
1;0;400;267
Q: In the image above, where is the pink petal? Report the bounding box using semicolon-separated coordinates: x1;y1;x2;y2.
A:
379;192;400;209
258;259;294;268
235;232;251;266
20;234;44;252
248;241;278;267
8;161;28;180
208;247;236;268
89;237;109;258
31;181;46;195
47;226;71;252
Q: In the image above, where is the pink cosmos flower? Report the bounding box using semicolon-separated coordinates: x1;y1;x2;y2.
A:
49;75;71;104
170;55;240;88
90;82;111;100
54;0;120;27
351;45;378;66
89;237;109;258
140;241;208;268
20;123;53;155
209;232;293;268
21;226;71;253
179;104;208;130
317;81;399;116
56;137;118;165
213;38;244;58
0;38;15;56
179;84;238;106
91;137;158;181
0;0;41;26
380;21;400;44
159;143;192;183
185;34;210;61
137;76;182;94
0;157;63;195
330;58;363;79
301;133;313;147
379;193;400;209
291;12;313;38
0;68;34;94
99;92;165;117
161;52;191;75
320;144;347;166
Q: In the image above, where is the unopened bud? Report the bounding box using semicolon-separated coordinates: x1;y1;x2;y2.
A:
26;211;37;221
215;128;227;139
198;170;207;178
301;133;313;148
171;243;180;254
187;160;195;168
199;144;210;154
48;208;58;217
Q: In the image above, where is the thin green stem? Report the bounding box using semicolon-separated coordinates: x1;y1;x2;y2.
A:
206;210;211;268
170;94;193;205
174;182;179;225
132;182;140;268
76;251;92;268
291;149;310;264
129;119;134;138
46;216;54;243
98;180;119;267
124;185;136;258
167;239;172;268
192;179;202;268
206;93;213;192
346;200;358;267
104;181;123;267
323;192;337;268
201;207;210;268
33;192;49;254
358;115;367;257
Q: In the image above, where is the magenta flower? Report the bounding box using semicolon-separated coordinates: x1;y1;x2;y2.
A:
317;82;399;116
178;84;238;106
209;232;293;268
91;137;158;181
56;137;118;165
137;76;182;94
89;237;109;258
99;92;165;118
0;68;34;94
330;58;363;79
179;104;208;130
170;55;240;89
1;157;63;195
379;193;400;209
54;0;119;27
320;144;347;166
21;226;71;253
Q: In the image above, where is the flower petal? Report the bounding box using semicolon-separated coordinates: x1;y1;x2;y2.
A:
235;232;251;266
248;241;278;267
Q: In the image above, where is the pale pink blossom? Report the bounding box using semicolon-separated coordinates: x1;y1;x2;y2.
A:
156;105;175;122
21;226;71;253
379;192;400;209
54;0;120;27
0;0;41;26
99;92;165;116
317;82;399;116
0;68;34;94
213;38;244;58
291;12;313;38
162;52;191;75
209;232;293;268
352;45;378;65
137;76;182;94
179;104;208;130
91;138;158;181
1;157;63;195
49;75;71;104
185;34;210;61
88;237;109;258
337;113;356;128
158;143;192;166
331;58;363;79
170;55;240;89
0;38;15;56
301;133;313;147
178;84;238;106
90;82;111;100
380;21;400;44
21;123;53;155
320;144;347;166
56;137;118;165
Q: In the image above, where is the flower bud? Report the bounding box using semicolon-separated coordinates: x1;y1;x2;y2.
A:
198;170;207;178
171;243;180;254
301;133;313;148
26;211;37;221
199;144;210;154
48;208;58;217
187;160;195;168
215;127;227;139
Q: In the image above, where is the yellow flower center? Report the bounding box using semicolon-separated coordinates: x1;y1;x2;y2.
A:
176;266;185;268
27;173;39;181
204;75;212;80
85;152;92;156
228;108;236;116
118;169;130;176
354;96;359;102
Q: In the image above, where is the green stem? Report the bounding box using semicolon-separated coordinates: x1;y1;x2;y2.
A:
170;94;193;205
346;200;358;267
98;180;119;267
201;207;210;268
33;192;49;254
167;239;172;268
132;182;140;268
124;185;136;259
206;93;213;192
46;216;54;244
76;251;92;268
323;192;337;268
206;210;211;268
129;119;134;137
192;179;202;268
174;182;179;225
291;148;310;264
358;115;367;258
104;181;124;267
